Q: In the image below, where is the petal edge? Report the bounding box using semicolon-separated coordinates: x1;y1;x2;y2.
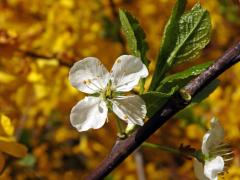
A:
69;57;109;94
111;95;146;126
70;96;108;131
110;55;148;92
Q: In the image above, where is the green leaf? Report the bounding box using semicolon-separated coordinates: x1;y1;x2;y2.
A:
119;9;149;67
192;79;220;103
104;175;114;180
18;154;36;168
149;0;186;90
141;87;177;117
150;2;211;91
19;128;32;146
157;61;212;93
173;3;211;64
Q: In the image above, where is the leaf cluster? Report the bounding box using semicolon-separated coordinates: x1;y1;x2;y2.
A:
119;0;217;117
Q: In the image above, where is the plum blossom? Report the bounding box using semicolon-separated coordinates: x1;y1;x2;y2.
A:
69;55;148;132
194;118;233;180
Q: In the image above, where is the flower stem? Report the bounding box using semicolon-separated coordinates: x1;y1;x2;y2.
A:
143;142;203;161
139;78;145;94
115;117;126;139
142;142;181;155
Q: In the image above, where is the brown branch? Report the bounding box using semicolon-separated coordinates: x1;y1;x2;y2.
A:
86;42;240;179
109;0;119;19
17;49;73;67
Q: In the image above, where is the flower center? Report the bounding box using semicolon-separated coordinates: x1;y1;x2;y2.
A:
105;80;113;99
99;80;122;109
99;80;114;101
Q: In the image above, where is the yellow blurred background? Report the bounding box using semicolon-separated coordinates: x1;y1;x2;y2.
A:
0;0;240;179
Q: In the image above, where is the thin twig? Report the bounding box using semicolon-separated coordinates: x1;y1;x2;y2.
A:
86;42;240;179
17;49;73;67
109;0;119;19
133;149;146;180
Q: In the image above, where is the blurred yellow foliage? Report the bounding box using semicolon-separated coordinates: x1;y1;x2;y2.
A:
0;114;27;173
0;72;15;84
0;114;14;139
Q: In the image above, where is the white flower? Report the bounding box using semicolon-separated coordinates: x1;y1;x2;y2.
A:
69;55;148;132
194;118;233;180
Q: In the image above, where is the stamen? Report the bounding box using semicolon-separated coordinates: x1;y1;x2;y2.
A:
210;149;233;155
91;79;103;90
116;59;121;63
124;115;128;120
214;143;231;149
211;144;233;160
223;157;234;162
83;80;96;92
221;151;234;156
218;171;225;176
208;142;234;177
83;78;103;91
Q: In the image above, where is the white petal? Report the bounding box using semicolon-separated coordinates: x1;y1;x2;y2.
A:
204;156;224;180
111;95;146;126
70;96;108;131
69;57;109;94
202;118;224;154
193;159;209;180
110;55;148;92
